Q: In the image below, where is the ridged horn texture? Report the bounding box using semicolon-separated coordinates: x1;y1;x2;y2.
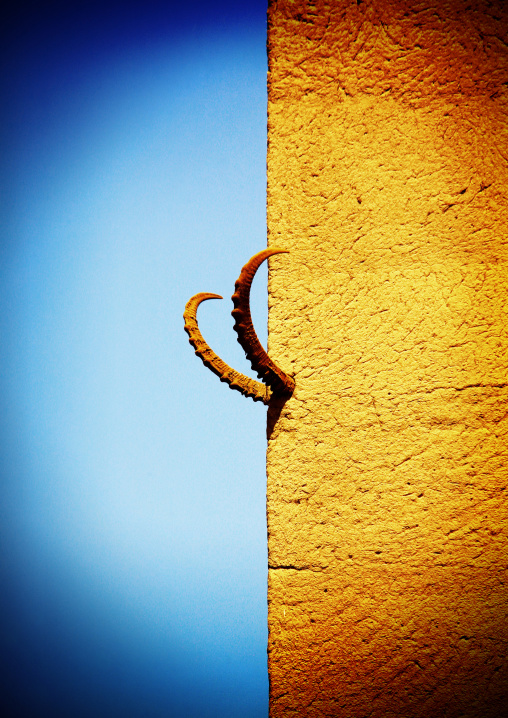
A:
232;248;295;397
183;292;270;403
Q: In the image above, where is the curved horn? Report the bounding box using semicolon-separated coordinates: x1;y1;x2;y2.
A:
231;249;295;397
184;292;270;403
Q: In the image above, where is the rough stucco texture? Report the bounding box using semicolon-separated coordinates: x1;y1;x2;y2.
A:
266;2;508;716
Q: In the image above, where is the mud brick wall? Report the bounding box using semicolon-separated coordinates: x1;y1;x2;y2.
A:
266;1;508;716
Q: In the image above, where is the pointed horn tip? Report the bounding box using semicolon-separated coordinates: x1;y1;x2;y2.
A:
184;293;223;325
232;248;289;298
253;247;289;261
184;292;222;308
242;247;289;269
195;292;223;301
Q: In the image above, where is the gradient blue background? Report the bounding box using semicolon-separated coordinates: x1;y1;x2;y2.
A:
1;2;270;716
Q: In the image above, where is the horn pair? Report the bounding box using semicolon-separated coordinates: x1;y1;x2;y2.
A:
183;248;295;404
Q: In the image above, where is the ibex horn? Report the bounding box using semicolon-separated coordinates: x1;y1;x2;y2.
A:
183;292;270;403
183;250;294;404
231;248;295;397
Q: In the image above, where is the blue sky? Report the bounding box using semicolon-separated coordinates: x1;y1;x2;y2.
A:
1;2;270;716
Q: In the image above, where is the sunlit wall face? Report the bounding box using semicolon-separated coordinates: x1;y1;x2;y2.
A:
1;2;270;717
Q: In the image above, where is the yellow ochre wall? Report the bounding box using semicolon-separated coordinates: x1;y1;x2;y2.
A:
266;1;508;716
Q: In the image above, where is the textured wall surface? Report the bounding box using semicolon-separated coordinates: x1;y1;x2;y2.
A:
266;1;508;716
